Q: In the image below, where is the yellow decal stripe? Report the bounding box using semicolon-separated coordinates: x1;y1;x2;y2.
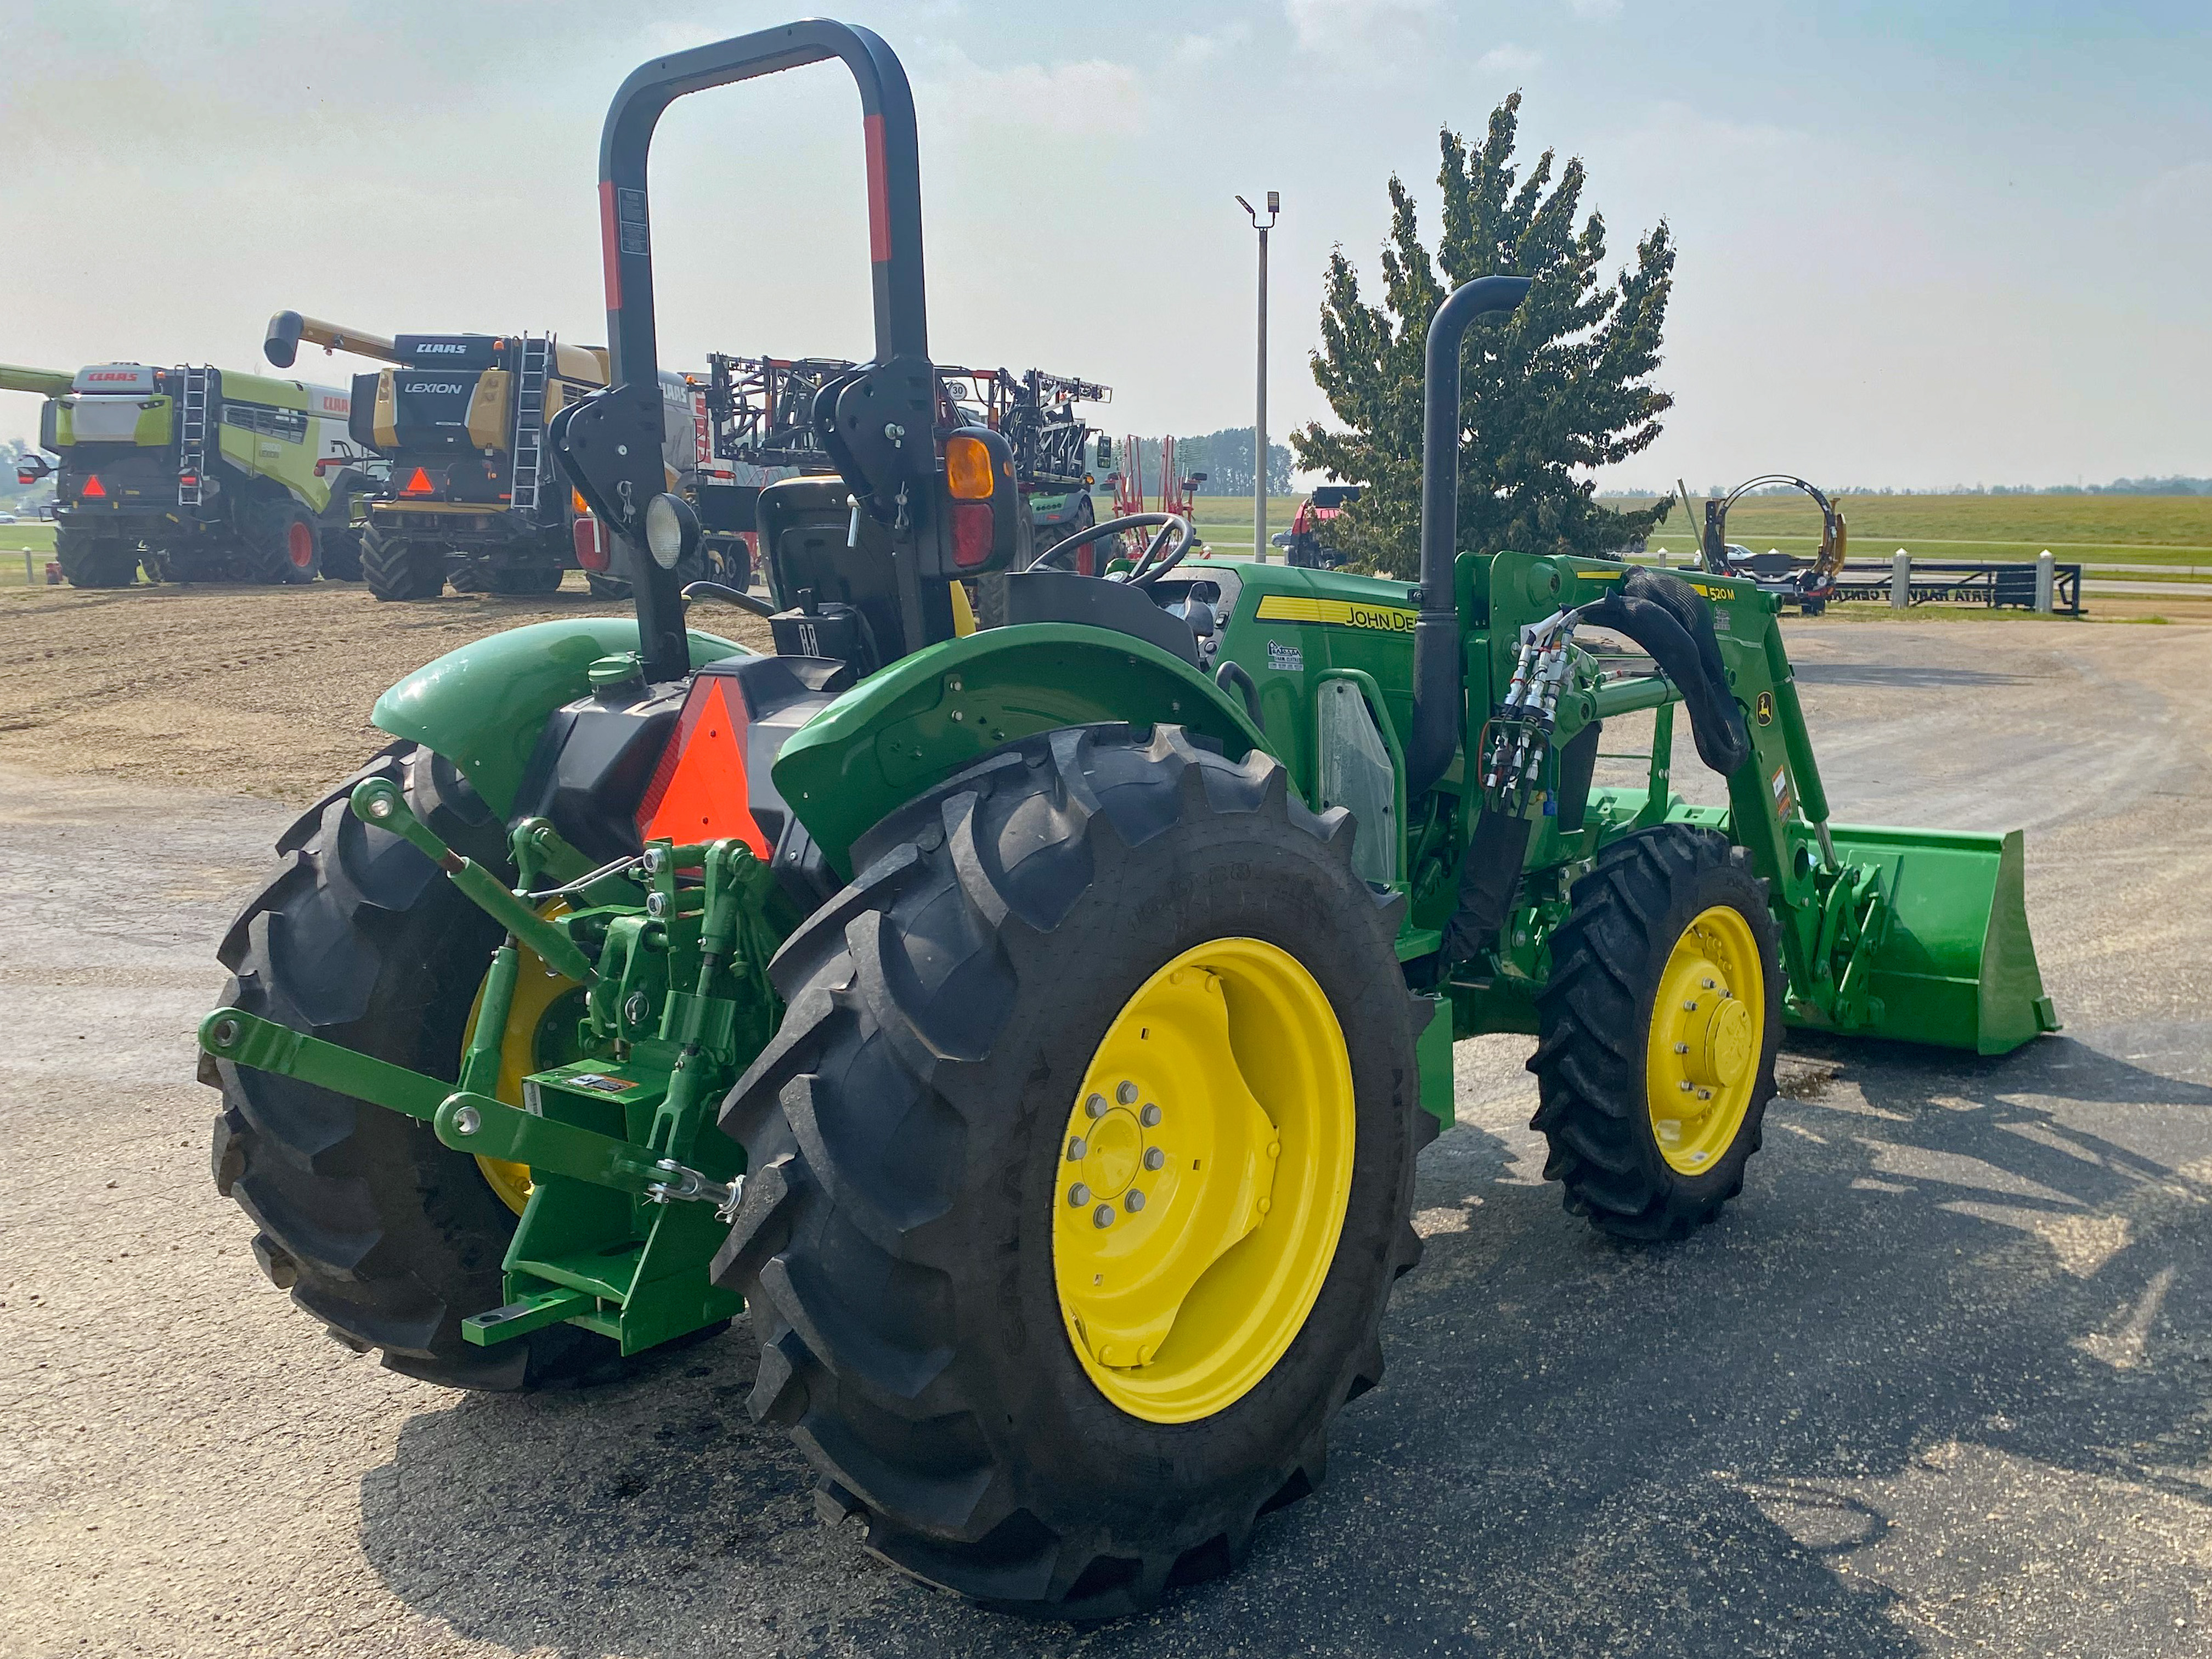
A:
1252;595;1417;633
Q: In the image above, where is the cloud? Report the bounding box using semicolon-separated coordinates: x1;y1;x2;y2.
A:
2132;159;2212;212
1173;23;1254;67
1479;43;1542;75
1284;0;1440;55
919;47;1151;138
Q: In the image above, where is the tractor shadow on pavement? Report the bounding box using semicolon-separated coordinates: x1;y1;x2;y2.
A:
360;1030;2212;1657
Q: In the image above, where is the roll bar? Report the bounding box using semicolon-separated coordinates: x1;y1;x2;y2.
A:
573;19;930;683
1407;274;1533;800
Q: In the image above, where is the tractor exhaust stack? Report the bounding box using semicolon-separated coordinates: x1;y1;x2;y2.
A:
1409;274;1532;798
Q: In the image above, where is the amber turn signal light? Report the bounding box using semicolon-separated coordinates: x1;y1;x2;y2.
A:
945;434;996;501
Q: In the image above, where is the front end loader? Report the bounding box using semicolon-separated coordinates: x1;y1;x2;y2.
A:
199;19;2054;1620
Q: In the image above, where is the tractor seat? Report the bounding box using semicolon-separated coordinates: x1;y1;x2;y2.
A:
1001;569;1203;667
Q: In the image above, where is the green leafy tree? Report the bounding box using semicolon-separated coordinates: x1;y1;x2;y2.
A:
1293;94;1676;575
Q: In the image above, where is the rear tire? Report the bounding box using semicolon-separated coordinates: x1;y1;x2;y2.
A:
1528;824;1781;1241
205;743;611;1388
54;528;138;588
487;563;565;595
320;526;365;582
715;724;1426;1617
239;493;322;584
360;528;447;601
584;547;704;602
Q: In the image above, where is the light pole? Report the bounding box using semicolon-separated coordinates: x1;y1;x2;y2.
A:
1237;191;1278;561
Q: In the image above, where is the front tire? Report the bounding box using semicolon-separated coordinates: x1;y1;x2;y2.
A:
715;725;1427;1617
1528;824;1781;1240
205;743;608;1387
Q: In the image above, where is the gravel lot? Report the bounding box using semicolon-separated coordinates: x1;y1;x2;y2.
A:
1;597;2207;1657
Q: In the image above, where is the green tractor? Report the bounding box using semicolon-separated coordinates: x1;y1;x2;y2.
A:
198;21;2055;1620
4;359;376;586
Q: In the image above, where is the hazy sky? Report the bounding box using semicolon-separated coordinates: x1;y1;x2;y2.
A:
3;1;2207;489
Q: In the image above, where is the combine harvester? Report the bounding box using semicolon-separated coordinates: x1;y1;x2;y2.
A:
198;21;2055;1620
264;313;616;599
4;358;374;586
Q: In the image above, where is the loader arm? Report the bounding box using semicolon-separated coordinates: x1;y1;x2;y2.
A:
1442;551;2056;1056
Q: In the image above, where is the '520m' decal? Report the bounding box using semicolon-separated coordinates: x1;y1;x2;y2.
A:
1251;595;1417;633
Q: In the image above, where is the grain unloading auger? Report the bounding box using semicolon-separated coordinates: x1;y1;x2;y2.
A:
195;18;2053;1620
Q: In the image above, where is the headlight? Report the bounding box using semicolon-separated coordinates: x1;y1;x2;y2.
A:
644;492;698;571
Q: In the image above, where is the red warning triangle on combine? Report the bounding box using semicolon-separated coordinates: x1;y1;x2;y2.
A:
81;474;106;499
402;466;435;495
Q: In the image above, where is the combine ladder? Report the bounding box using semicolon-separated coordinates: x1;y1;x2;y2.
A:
177;366;212;509
510;336;552;517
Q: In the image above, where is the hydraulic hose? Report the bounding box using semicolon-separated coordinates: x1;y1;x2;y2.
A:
1576;570;1749;776
1407;274;1534;799
1443;567;1748;967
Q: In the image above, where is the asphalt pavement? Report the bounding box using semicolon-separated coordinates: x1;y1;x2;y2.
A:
2;618;2208;1657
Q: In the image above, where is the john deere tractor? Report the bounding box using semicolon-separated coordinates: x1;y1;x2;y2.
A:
199;22;2055;1620
4;359;375;586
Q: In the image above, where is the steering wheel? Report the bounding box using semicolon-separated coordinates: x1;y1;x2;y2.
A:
1029;512;1194;588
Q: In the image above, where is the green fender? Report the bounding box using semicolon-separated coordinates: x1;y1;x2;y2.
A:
774;622;1271;878
372;618;749;816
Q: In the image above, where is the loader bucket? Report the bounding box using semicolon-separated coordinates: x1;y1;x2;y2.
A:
1819;823;2058;1056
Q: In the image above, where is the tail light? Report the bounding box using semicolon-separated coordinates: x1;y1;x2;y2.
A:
950;501;993;568
573;516;609;571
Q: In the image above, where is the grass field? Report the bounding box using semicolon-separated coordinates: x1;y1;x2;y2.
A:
1622;492;2212;572
0;521;54;584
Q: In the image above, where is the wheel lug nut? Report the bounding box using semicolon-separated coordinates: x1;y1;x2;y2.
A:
1116;1081;1138;1105
1683;999;1699;1012
1678;1080;1694;1092
1067;1137;1088;1161
1143;1147;1165;1171
1125;1190;1146;1212
1701;977;1717;990
1696;1088;1712;1101
1674;1042;1689;1055
1139;1103;1161;1127
1092;1204;1115;1228
1067;1183;1090;1207
1085;1093;1107;1119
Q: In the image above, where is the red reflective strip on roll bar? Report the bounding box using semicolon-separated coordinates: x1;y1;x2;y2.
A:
864;113;889;263
599;179;623;309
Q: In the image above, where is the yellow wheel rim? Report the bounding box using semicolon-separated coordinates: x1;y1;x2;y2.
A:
1051;937;1355;1424
1644;904;1764;1175
462;920;584;1217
